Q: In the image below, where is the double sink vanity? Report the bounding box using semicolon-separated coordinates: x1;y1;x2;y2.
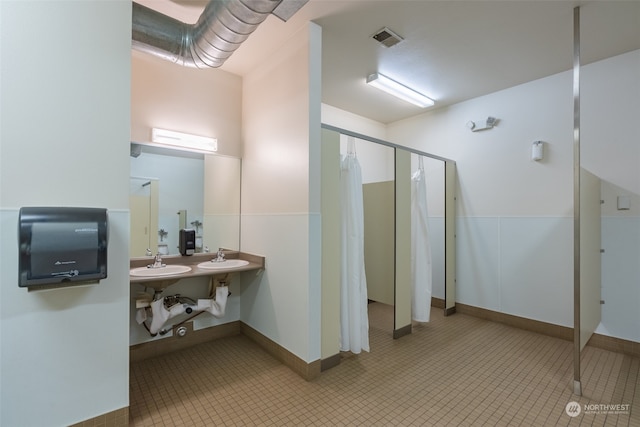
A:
129;250;265;290
129;250;265;355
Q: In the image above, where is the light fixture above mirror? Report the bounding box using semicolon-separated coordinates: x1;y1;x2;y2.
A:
151;128;218;153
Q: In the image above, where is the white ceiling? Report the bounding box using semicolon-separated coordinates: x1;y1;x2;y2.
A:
135;0;640;124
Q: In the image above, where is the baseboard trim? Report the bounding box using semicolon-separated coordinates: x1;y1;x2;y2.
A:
69;406;129;427
130;320;241;363
431;297;456;316
431;297;445;309
321;353;341;372
130;320;321;380
130;302;639;382
455;303;640;358
456;303;573;341
393;324;412;339
585;331;640;358
241;323;321;381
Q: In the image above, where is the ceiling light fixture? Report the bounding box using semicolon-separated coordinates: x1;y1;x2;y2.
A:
366;72;435;108
151;128;218;153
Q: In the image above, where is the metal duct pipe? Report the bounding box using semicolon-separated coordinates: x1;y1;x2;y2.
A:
132;0;283;68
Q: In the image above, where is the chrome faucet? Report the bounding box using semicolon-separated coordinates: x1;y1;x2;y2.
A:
215;249;225;262
149;253;165;268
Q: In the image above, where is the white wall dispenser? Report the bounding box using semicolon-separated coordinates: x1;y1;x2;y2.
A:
532;140;544;161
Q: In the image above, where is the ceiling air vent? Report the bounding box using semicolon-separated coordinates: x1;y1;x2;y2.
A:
372;27;403;48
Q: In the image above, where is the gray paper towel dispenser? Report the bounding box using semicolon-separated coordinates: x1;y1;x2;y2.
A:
19;207;108;287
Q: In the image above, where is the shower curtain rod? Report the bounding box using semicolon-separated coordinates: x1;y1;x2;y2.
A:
321;123;455;164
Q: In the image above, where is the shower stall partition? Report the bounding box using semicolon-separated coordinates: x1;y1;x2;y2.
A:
320;125;457;367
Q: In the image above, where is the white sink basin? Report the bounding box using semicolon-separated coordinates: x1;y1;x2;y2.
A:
130;265;192;277
197;259;250;270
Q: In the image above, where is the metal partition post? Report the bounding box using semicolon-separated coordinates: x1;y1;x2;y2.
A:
573;5;582;397
444;160;457;316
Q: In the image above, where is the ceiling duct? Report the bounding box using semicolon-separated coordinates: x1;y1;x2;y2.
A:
132;0;308;69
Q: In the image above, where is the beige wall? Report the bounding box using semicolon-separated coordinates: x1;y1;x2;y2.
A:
203;155;242;251
240;23;323;362
129;46;245;347
241;36;312;214
363;181;395;305
131;51;242;158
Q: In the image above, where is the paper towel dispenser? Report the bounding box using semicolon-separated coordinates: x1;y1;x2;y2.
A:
18;207;108;287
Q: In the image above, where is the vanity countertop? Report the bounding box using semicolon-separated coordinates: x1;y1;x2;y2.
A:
129;251;265;285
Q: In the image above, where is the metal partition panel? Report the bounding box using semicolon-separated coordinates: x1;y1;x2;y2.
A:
320;128;341;360
364;181;395;305
580;168;602;351
445;161;457;315
394;149;412;337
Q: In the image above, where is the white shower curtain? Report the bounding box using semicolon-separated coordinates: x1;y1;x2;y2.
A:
411;157;432;322
340;137;370;353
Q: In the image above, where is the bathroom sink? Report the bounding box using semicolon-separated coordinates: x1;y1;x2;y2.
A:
130;265;192;277
197;259;250;270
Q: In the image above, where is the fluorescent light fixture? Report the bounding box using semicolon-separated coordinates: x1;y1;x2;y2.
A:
366;72;434;108
151;128;218;153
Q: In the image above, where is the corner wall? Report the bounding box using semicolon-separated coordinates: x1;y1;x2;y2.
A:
388;67;577;326
240;23;323;363
387;50;640;341
0;2;131;425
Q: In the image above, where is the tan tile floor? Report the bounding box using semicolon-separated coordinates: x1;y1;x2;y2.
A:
130;303;639;426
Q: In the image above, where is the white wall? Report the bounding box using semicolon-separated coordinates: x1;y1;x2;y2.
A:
582;50;640;195
241;23;322;362
388;50;640;340
0;1;131;426
322;103;387;140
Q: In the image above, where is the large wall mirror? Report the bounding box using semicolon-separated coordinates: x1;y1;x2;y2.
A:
129;143;241;257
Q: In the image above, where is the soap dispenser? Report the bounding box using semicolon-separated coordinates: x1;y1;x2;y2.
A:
179;229;196;256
